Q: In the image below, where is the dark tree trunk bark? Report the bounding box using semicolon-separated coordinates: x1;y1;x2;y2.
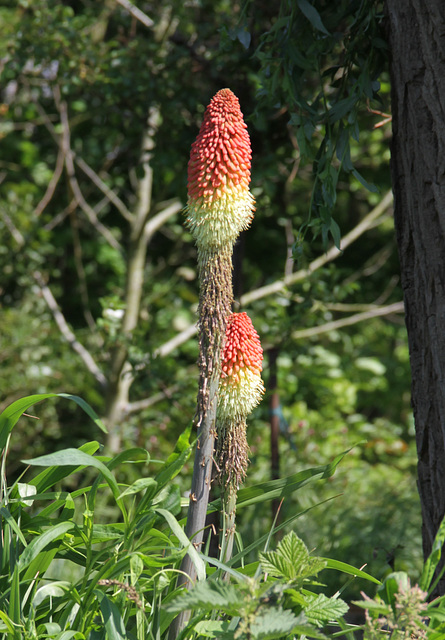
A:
386;0;445;594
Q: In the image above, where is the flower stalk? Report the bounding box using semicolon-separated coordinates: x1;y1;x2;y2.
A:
174;89;255;612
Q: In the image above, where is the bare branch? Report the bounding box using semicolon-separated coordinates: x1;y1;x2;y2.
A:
54;88;122;252
144;198;182;242
34;272;107;388
34;147;65;217
291;301;405;340
240;189;394;306
114;0;154;28
155;322;197;358
157;191;395;357
75;156;133;222
0;205;25;247
126;384;180;414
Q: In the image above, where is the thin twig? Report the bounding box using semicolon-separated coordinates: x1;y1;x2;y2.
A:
144;199;182;242
0;205;25;246
157;190;395;356
291;301;405;340
54;87;122;251
75;156;133;222
34;147;65;217
34;272;107;388
114;0;154;28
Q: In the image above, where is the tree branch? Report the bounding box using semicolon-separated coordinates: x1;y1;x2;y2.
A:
34;272;107;388
114;0;154;28
144;198;182;242
291;301;405;340
54;87;122;251
75;156;133;222
157;190;395;356
34;147;65;217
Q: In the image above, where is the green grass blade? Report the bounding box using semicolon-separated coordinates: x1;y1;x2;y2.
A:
29;441;101;493
155;508;206;581
17;521;74;571
0;394;106;454
23;449;121;506
8;565;21;638
0;508;27;547
211;450;351;512
323;558;381;585
98;594;126;640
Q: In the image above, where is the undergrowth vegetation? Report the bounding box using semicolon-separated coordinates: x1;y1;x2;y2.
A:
1;394;445;640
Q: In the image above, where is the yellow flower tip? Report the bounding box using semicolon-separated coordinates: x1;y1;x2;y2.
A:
186;89;255;250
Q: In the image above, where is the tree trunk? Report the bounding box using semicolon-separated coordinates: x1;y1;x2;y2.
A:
386;0;445;594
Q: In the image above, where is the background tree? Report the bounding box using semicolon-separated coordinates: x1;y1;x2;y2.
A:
386;0;445;595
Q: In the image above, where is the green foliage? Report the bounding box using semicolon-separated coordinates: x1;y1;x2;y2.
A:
167;530;349;639
0;0;415;619
259;531;327;583
249;0;387;246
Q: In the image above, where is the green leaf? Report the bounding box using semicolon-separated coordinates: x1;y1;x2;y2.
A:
322;558;381;585
193;620;231;637
165;580;241;613
8;565;21;635
330;218;341;250
1;508;28;547
119;478;158;499
250;606;299;640
0;394;106;455
377;572;410;607
351;168;378;193
303;593;349;627
260;532;326;582
17;521;74;571
99;594;126;640
154;424;193;490
296;0;330;36
420;513;445;591
221;448;351;512
23;449;121;504
155;508;206;581
29;441;101;493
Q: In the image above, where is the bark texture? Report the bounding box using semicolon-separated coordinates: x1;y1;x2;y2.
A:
386;0;445;593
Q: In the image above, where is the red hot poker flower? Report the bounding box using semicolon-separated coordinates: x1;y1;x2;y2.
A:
186;89;255;251
218;312;265;421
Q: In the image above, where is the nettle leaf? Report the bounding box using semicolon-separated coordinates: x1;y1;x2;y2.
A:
250;606;299;640
259;531;326;582
165;580;242;613
303;593;349;627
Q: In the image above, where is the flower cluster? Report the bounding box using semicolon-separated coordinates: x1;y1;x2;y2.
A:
218;312;265;422
186;89;255;252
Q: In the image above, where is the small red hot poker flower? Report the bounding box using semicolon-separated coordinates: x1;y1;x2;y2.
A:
218;312;265;422
186;88;255;252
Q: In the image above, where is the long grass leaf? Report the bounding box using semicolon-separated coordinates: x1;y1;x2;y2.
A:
17;521;74;571
322;558;381;585
29;441;100;494
0;394;106;454
23;449;121;505
155;508;206;581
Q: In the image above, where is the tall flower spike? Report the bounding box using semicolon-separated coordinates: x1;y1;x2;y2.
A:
186;89;255;252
